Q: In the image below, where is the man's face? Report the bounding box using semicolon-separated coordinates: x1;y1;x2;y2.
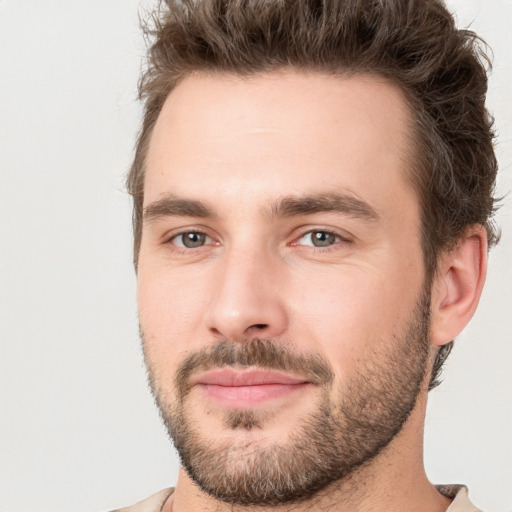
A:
138;71;431;504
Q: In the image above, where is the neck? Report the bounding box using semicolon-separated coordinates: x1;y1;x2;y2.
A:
165;393;451;512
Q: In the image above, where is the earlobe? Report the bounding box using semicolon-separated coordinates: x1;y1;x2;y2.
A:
430;226;488;347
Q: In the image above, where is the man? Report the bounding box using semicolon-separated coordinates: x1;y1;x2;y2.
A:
116;0;498;510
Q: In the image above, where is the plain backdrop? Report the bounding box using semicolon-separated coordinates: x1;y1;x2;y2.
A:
0;1;511;511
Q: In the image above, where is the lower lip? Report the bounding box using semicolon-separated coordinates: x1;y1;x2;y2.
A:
198;383;310;407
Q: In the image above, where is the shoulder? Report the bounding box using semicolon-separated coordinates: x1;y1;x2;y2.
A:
437;485;484;512
109;488;174;512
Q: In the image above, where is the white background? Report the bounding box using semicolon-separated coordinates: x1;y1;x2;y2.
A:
0;1;510;511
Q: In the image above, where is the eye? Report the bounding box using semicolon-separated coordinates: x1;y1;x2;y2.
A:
171;232;212;249
297;230;342;248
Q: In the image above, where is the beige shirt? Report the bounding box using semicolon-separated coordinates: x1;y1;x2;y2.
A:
111;485;483;512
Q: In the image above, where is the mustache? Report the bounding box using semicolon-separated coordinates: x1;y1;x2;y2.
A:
175;338;334;396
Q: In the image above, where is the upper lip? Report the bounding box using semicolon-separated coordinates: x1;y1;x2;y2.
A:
191;368;310;387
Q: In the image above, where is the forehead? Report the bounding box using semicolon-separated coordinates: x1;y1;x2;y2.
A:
145;70;416;219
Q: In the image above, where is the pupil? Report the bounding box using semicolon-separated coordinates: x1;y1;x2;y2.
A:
183;232;205;248
313;231;334;247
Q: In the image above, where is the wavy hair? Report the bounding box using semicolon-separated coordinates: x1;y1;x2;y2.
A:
129;0;499;389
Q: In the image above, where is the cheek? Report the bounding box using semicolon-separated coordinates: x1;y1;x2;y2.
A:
137;265;211;365
288;263;423;369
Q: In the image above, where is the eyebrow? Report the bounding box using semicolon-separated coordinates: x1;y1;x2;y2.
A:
267;192;379;221
143;194;217;223
143;191;379;224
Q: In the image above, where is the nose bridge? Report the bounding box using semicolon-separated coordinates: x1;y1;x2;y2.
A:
205;238;287;341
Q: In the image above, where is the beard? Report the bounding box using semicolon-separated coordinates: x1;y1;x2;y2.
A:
142;289;432;507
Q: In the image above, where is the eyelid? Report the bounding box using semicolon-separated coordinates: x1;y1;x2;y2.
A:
289;226;353;246
163;224;210;239
170;232;213;248
163;225;219;246
298;231;340;247
160;224;353;252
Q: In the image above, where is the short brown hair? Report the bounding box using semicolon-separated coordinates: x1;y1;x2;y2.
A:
128;0;499;388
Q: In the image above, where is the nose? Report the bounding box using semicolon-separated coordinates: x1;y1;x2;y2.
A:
204;246;288;342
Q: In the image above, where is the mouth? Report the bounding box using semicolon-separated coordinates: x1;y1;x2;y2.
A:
190;368;312;407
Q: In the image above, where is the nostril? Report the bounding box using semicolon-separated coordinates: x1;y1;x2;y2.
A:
252;324;268;330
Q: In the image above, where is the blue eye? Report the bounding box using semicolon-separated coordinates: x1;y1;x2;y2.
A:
298;231;341;247
172;232;211;248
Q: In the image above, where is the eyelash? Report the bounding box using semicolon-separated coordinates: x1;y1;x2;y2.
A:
291;228;351;251
167;231;216;252
166;227;351;255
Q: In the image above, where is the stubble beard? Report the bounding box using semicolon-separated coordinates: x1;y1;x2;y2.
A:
142;290;432;506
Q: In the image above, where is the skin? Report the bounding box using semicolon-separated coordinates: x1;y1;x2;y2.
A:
137;71;487;511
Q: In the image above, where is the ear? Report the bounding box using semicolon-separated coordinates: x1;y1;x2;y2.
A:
430;226;488;347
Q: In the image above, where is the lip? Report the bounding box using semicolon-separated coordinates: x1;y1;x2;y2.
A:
192;368;309;387
191;368;311;407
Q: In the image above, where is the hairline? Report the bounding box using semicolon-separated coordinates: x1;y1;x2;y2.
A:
130;66;462;389
133;67;432;259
